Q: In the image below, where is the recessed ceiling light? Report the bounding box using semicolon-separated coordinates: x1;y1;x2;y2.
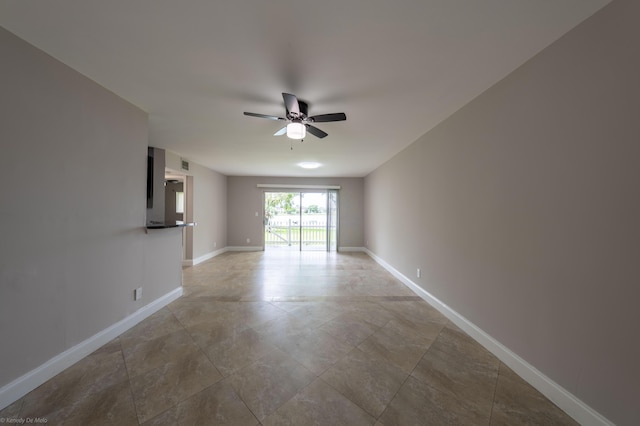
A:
298;162;322;169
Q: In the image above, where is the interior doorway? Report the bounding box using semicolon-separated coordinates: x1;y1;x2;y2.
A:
165;169;193;264
264;190;338;251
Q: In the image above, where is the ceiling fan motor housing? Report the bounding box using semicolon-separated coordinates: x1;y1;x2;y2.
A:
289;100;308;120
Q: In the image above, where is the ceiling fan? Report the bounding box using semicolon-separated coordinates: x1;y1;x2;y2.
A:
244;93;346;140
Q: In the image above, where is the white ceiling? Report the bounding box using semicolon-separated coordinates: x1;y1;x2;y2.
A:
1;0;609;177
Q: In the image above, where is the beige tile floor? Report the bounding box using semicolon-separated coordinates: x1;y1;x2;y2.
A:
1;250;577;425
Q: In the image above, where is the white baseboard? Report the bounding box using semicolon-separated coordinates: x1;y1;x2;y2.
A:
364;249;613;426
338;246;366;252
190;247;229;266
226;246;263;252
0;287;183;411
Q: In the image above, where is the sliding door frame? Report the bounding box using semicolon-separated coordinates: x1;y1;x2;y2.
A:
261;185;340;252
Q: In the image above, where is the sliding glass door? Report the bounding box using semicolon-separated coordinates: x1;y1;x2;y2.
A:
264;190;338;251
300;192;327;251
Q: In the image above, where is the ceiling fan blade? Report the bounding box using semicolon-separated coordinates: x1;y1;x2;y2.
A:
244;112;285;121
306;124;328;139
274;127;287;136
309;113;347;123
282;93;300;116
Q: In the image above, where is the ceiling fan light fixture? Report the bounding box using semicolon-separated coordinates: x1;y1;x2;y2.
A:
286;121;306;139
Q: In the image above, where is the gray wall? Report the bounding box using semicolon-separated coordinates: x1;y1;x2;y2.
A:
364;1;639;424
192;162;227;259
227;176;364;249
0;28;182;390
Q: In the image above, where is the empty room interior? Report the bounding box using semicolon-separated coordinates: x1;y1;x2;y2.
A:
1;1;638;425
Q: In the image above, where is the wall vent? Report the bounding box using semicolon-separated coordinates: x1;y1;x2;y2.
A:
181;159;189;171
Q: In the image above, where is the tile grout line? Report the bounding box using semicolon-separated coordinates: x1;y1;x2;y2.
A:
488;361;503;426
117;339;144;426
378;322;453;422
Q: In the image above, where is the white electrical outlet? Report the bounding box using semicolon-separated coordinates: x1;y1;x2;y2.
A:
134;287;142;301
246;238;251;243
417;268;421;278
